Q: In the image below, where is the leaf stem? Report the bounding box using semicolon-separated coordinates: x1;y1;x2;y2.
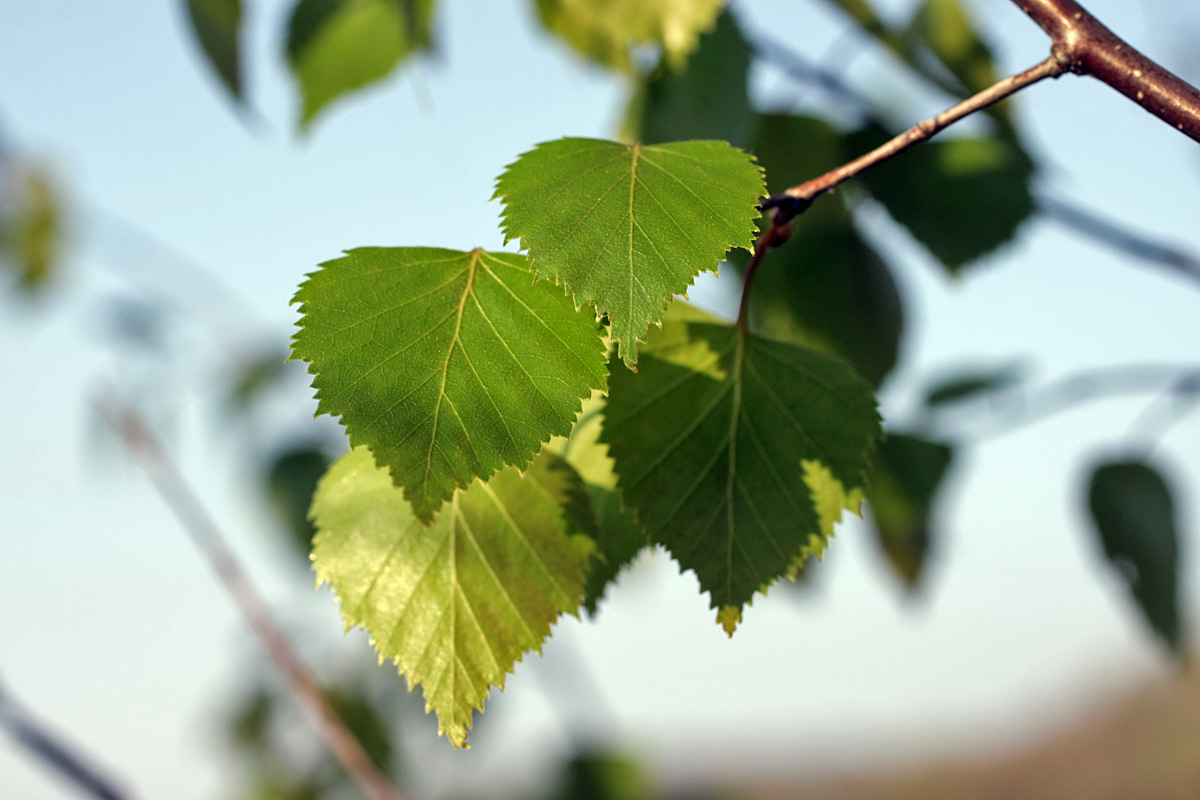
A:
736;220;791;334
762;56;1065;221
93;392;405;800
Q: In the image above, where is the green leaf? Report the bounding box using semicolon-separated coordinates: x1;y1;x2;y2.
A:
848;126;1035;273
549;391;649;615
285;0;435;127
865;433;953;590
533;0;723;71
628;10;753;149
1087;460;1185;654
734;115;904;387
0;166;63;293
602;303;880;633
184;0;244;100
312;446;595;748
495;138;764;366
923;364;1022;407
291;247;607;524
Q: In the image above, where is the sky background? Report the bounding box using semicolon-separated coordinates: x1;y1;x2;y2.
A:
2;0;1200;798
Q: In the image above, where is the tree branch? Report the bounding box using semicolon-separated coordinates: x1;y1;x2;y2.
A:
1011;0;1200;142
93;393;404;800
0;674;133;800
762;56;1065;220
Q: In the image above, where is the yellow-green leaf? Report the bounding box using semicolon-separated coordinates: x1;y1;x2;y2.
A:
312;446;595;747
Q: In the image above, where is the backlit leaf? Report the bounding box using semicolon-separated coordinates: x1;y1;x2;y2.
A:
550;391;648;615
312;446;595;747
1087;459;1185;654
602;303;880;632
291;247;607;523
866;433;954;590
534;0;723;71
495;138;763;366
285;0;435;127
184;0;244;100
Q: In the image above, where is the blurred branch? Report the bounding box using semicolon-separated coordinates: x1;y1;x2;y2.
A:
744;28;875;119
932;363;1200;440
1037;193;1200;284
0;673;134;800
92;392;405;800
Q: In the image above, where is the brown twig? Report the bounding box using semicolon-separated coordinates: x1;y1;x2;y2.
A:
93;393;404;800
736;219;793;333
1012;0;1200;142
762;56;1065;220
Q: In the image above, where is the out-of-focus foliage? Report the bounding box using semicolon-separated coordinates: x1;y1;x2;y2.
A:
866;433;954;590
628;10;753;148
847;127;1035;273
923;364;1024;408
285;0;436;127
265;445;331;555
744;115;905;387
1087;460;1185;654
905;0;1001;100
495;137;765;366
0;165;63;293
183;0;244;100
535;0;724;71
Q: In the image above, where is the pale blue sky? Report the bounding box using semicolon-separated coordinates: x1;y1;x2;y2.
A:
2;1;1200;798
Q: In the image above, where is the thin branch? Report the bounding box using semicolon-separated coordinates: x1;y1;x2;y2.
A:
1011;0;1200;142
92;393;404;800
0;675;134;800
763;56;1065;220
745;27;1200;287
736;220;792;332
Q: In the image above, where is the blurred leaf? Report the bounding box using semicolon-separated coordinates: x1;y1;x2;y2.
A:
847;126;1035;272
603;302;879;634
545;751;654;800
311;446;594;747
291;247;606;524
265;445;331;555
866;433;954;589
1;167;63;292
285;0;435;127
184;0;244;100
1087;460;1185;654
496;138;764;366
227;348;289;412
244;776;322;800
325;687;394;775
534;0;723;72
906;0;1002;102
629;10;752;148
923;364;1022;407
229;688;275;749
549;392;649;615
736;115;904;387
